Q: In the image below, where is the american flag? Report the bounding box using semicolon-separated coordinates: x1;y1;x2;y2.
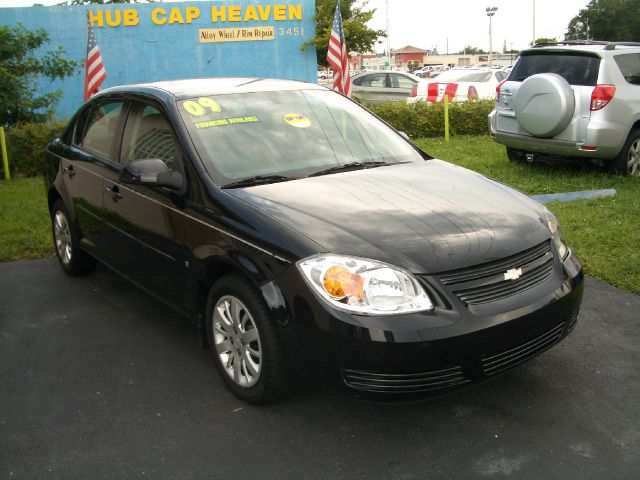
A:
327;0;351;97
84;13;107;101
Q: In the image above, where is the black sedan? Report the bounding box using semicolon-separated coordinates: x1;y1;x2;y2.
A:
45;78;584;403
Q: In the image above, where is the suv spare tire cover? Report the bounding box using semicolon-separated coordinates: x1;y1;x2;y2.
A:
514;73;575;137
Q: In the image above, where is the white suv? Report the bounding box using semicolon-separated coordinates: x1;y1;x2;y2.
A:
489;41;640;176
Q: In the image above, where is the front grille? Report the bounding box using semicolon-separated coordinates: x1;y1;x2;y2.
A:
481;322;566;376
343;366;469;394
436;241;554;305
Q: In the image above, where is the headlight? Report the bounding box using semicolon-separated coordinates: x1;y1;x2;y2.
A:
543;207;569;260
297;254;434;315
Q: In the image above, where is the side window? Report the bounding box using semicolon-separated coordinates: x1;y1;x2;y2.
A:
81;100;125;159
354;74;386;87
614;53;640;85
121;104;179;168
495;71;507;82
390;74;416;89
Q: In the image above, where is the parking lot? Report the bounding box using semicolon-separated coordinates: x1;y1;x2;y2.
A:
2;258;639;479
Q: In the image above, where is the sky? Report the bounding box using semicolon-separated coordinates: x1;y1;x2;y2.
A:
365;0;590;53
2;0;590;53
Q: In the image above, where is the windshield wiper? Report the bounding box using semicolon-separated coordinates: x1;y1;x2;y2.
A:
307;161;387;178
222;175;297;189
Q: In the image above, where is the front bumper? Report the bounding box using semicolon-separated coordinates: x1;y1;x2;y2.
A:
273;250;584;399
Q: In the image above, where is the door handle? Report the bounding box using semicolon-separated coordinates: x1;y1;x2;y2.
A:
63;164;76;178
104;186;123;201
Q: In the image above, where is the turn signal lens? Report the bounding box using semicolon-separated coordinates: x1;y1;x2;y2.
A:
322;265;365;301
590;85;616;111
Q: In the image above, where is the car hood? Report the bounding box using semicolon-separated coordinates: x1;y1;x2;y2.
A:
228;160;550;273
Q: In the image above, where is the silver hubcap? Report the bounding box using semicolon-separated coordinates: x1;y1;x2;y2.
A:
53;210;72;266
627;139;640;176
213;295;262;388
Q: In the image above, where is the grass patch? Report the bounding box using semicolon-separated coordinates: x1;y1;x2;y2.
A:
0;177;53;262
416;135;640;294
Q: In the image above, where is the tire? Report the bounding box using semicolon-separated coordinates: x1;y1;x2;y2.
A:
514;73;575;137
608;129;640;176
205;273;297;403
51;200;97;275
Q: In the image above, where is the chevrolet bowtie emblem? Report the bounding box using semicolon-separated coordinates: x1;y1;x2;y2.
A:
504;267;523;281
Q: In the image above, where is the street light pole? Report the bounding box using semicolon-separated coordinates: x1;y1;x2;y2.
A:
486;7;498;65
532;0;536;45
386;0;391;69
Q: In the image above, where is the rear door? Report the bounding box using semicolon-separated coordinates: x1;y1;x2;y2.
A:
63;97;127;262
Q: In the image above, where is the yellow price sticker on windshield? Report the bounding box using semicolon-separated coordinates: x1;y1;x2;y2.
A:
283;113;311;128
183;97;222;117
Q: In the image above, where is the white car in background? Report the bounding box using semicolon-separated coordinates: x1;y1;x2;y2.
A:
408;68;508;103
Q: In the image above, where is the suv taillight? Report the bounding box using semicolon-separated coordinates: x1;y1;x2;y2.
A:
410;83;418;97
495;79;507;102
591;85;616;111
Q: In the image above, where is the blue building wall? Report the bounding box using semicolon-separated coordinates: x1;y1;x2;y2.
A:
2;0;317;118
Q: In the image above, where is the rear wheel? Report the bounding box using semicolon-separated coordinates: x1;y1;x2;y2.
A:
51;200;96;275
205;273;297;403
608;129;640;176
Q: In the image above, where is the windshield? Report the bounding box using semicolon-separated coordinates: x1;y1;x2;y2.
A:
178;89;424;186
435;70;492;82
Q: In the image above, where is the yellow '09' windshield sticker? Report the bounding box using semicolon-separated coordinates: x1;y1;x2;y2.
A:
283;113;311;128
182;98;222;116
194;116;259;129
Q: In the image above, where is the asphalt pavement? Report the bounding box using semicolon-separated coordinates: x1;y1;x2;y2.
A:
1;258;639;479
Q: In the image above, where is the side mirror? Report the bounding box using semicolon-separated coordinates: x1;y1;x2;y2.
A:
119;158;184;190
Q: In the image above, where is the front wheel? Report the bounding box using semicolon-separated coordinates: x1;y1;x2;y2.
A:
51;200;96;275
608;129;640;176
205;273;297;403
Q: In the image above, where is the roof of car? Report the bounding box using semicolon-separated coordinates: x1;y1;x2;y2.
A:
523;41;640;55
98;77;324;100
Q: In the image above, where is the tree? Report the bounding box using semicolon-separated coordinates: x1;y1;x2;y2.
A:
0;24;79;127
530;37;556;46
302;0;385;67
565;0;640;42
458;45;486;55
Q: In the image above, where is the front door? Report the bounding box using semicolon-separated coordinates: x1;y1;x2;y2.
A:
102;101;191;311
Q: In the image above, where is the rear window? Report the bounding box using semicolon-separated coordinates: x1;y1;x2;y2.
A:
509;53;601;86
614;53;640;85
